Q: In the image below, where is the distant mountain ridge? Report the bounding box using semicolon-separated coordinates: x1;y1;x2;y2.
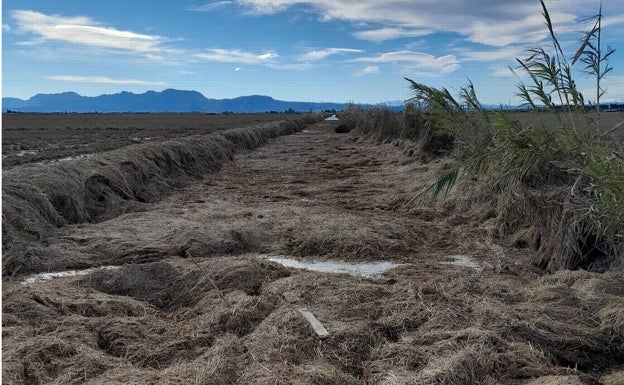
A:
2;89;354;113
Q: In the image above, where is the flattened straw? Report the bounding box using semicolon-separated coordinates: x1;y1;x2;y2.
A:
185;249;227;303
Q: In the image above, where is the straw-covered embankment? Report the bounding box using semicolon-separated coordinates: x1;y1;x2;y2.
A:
2;116;319;276
3;119;624;385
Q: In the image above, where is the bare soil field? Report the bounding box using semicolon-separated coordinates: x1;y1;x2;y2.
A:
2;113;297;168
3;119;624;384
504;111;624;137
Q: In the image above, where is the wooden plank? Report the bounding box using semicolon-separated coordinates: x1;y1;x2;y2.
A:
296;307;329;339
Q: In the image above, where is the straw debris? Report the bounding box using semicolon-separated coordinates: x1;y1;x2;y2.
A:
3;117;318;276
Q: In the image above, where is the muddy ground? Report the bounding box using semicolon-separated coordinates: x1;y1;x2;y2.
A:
2;113;297;168
3;121;624;384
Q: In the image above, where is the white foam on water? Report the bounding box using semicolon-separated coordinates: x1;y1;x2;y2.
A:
258;255;401;277
21;266;120;285
439;255;482;271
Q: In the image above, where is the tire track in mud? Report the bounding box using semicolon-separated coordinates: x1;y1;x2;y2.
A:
4;122;624;385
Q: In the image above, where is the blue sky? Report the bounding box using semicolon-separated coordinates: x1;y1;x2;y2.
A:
3;0;624;104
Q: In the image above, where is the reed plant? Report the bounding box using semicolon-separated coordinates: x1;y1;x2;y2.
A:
409;1;623;271
341;104;406;141
341;103;429;143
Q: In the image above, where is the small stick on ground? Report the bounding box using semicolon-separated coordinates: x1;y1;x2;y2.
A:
296;307;329;339
184;249;227;303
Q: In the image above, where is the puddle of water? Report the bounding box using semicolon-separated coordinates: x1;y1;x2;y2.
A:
57;154;91;162
439;255;482;271
38;154;92;164
258;255;401;277
3;150;38;158
21;266;119;285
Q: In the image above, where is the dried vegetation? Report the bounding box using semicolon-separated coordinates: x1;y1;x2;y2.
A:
342;1;624;274
2;116;319;276
3;118;623;384
3;256;624;384
3;5;624;382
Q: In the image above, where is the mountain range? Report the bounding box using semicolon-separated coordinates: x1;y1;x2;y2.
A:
6;90;621;114
3;89;358;113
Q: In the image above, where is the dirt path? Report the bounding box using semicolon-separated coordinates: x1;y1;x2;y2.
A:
3;122;623;384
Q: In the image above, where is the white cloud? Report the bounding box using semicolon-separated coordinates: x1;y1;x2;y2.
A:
299;48;362;61
12;10;165;53
49;75;167;85
354;27;432;42
234;67;241;71
352;51;460;73
258;52;278;60
602;14;624;28
355;65;380;76
144;54;165;62
458;46;526;62
235;0;613;47
491;67;517;78
191;1;235;11
3;24;10;32
467;12;572;47
266;62;313;70
196;49;278;64
237;0;290;14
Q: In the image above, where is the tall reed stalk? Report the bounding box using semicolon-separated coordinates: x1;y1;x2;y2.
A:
407;1;623;271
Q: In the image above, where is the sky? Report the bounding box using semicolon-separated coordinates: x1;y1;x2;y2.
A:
3;0;624;104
